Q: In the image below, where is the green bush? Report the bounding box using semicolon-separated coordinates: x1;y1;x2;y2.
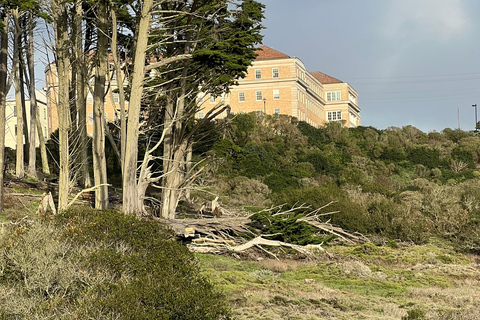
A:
0;208;231;319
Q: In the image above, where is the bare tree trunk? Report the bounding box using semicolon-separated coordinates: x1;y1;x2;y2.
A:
35;110;49;174
13;9;24;179
54;4;72;211
111;8;126;173
26;12;37;177
122;0;154;215
74;0;91;188
0;11;10;211
185;144;192;200
92;0;109;210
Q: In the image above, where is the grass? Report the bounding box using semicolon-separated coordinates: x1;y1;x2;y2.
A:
197;242;480;320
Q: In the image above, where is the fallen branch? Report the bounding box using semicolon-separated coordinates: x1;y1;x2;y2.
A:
65;184;111;210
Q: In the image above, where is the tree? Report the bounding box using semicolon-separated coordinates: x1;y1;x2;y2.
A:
0;8;9;211
51;0;71;211
121;0;264;217
91;0;109;209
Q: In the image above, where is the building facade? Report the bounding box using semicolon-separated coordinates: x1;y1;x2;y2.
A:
198;45;360;128
5;91;50;149
45;57;127;136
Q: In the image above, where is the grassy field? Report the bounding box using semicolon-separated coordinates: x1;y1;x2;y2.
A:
1;182;479;319
198;242;480;320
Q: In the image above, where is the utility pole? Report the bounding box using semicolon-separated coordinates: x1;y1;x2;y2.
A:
457;105;460;129
473;104;478;131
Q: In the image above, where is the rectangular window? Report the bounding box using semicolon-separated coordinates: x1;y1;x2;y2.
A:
198;112;205;119
326;91;341;102
274;108;280;115
88;112;94;124
210;95;216;103
43;108;47;120
14;125;17;136
256;91;263;101
13;106;17;117
87;94;93;104
238;92;245;102
113;92;120;103
273;89;280;100
255;69;262;80
327;111;342;121
272;68;279;79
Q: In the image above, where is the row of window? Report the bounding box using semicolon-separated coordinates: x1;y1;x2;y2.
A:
327;111;342;121
11;105;48;120
255;68;279;80
238;90;280;102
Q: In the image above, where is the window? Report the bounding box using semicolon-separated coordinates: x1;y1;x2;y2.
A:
326;91;341;102
88;112;94;124
274;108;280;115
13;106;17;117
238;92;245;102
43;108;47;120
87;94;93;104
113;92;120;103
255;69;261;80
327;111;342;121
210;95;216;103
273;89;280;100
272;68;279;79
14;125;17;136
198;112;205;119
256;91;263;101
349;92;356;103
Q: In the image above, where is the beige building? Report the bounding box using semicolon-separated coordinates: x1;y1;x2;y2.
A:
45;58;127;136
198;45;360;127
5;91;50;149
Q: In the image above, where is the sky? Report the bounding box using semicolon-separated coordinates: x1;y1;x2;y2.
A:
258;0;480;132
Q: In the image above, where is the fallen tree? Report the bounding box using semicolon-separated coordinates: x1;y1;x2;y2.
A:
159;203;367;258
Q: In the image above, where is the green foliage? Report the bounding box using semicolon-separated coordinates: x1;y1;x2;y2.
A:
0;208;231;319
250;209;335;245
407;147;441;168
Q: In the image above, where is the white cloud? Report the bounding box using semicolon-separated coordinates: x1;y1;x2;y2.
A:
382;0;471;42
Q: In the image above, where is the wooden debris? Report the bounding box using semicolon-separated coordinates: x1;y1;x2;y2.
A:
161;202;366;256
37;192;57;217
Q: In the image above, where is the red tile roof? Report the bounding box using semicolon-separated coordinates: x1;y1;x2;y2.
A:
310;71;343;84
255;45;290;61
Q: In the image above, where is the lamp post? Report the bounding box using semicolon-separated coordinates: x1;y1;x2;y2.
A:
473;104;478;131
263;98;266;114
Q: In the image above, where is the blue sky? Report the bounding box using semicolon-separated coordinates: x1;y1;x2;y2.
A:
258;0;480;132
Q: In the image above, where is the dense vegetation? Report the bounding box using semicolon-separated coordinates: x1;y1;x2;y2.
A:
0;208;231;319
197;113;480;252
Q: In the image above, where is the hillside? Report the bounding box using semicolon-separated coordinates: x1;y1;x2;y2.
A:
1;113;480;319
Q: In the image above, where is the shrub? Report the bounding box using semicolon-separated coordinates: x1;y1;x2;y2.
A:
0;209;231;319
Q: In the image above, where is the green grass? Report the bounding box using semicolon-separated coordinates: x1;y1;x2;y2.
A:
197;242;480;320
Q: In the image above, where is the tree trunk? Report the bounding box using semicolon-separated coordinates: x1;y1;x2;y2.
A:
35;109;49;174
92;0;109;210
0;11;10;211
13;9;24;179
111;8;127;173
54;4;72;211
74;0;91;188
26;12;37;177
122;0;154;215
